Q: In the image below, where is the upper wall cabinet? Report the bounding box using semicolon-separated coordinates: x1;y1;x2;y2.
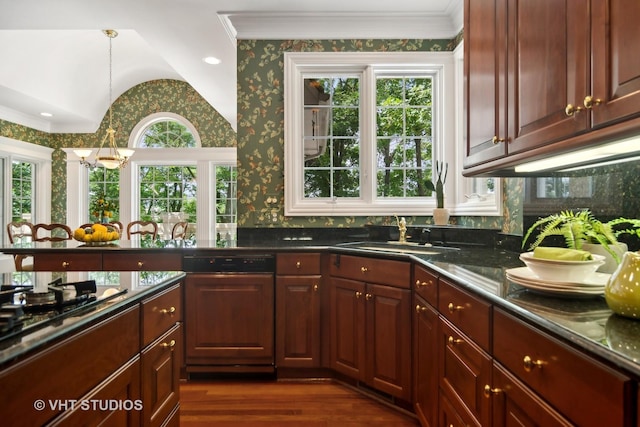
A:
464;0;640;175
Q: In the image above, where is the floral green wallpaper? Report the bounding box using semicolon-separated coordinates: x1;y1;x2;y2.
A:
236;39;524;234
1;79;235;224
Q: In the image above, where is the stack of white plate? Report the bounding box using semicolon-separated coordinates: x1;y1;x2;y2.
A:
506;266;610;298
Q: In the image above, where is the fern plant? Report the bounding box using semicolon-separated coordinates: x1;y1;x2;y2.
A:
522;209;640;263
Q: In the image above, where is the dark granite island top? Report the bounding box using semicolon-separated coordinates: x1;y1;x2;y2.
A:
0;271;185;367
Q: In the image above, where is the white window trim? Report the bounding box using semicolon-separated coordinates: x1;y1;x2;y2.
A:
284;50;501;217
1;136;53;241
452;42;502;216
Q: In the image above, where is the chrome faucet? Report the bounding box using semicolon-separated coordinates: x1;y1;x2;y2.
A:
395;215;407;243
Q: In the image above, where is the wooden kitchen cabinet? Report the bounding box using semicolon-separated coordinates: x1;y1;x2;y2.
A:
493;308;633;426
184;273;275;370
413;294;438;427
329;254;411;401
103;252;182;271
488;362;572;427
33;252;102;271
140;283;182;427
464;0;640;175
275;253;322;368
439;316;492;426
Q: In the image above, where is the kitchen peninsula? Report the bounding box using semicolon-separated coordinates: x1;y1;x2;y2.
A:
2;235;640;426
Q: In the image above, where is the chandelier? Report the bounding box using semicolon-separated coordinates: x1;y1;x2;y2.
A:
73;30;134;169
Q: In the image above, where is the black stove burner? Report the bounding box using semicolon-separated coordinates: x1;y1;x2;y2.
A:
0;279;121;350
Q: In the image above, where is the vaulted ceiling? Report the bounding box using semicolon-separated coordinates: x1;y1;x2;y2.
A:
0;0;462;133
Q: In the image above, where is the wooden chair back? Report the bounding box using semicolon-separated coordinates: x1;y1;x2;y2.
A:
6;221;34;271
171;221;189;239
32;223;73;242
127;221;158;239
7;221;33;244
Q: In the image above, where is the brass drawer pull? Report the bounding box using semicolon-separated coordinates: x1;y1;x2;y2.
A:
447;302;464;313
296;261;301;269
360;266;368;273
137;261;144;268
415;279;433;287
523;355;547;372
161;339;176;349
62;261;70;268
448;336;463;345
416;304;427;313
483;384;502;398
159;307;176;315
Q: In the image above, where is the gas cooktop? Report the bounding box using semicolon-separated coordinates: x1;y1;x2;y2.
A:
0;279;126;351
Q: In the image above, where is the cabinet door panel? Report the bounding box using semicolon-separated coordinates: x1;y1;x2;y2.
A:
276;275;321;367
142;324;181;427
366;283;411;400
413;295;438;427
329;277;365;380
592;0;640;127
185;274;274;365
508;0;589;153
439;317;491;427
464;0;508;167
491;363;572;427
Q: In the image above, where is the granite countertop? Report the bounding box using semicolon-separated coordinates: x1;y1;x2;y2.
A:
0;271;185;367
334;242;640;379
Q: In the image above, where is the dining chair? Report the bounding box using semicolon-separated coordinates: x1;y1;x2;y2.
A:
32;223;73;242
171;221;189;239
109;221;124;233
7;221;34;271
127;220;158;239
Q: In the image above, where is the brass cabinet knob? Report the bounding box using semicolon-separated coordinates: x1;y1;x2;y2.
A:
161;339;176;349
448;336;463;345
159;307;176;315
296;261;301;269
355;291;363;299
491;136;505;144
583;95;602;109
137;261;144;268
447;302;464;313
62;261;70;268
565;103;583;116
483;384;502;398
313;284;318;291
415;304;427;313
360;266;368;273
365;293;372;301
523;355;547;372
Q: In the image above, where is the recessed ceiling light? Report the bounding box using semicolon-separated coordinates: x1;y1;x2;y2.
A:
40;112;53;117
203;56;221;65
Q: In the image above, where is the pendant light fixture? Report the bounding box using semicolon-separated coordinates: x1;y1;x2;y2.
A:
74;29;134;169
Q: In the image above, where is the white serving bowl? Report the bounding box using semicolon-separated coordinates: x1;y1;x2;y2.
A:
519;252;606;283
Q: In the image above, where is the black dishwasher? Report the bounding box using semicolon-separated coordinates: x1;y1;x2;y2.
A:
183;254;276;375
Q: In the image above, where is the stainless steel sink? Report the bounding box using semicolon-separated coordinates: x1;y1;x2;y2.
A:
357;243;460;255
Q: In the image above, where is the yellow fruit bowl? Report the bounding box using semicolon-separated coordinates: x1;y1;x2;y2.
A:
74;223;121;245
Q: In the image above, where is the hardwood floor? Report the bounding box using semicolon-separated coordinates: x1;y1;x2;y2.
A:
179;379;420;426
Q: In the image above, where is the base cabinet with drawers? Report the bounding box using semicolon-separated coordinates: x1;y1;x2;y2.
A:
0;279;183;427
329;254;412;401
275;253;322;368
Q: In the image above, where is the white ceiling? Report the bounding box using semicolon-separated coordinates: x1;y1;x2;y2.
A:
0;0;462;133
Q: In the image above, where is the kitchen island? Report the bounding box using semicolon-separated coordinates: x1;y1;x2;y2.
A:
0;271;184;427
2;237;640;426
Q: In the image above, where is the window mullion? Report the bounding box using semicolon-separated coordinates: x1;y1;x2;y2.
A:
361;66;375;203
